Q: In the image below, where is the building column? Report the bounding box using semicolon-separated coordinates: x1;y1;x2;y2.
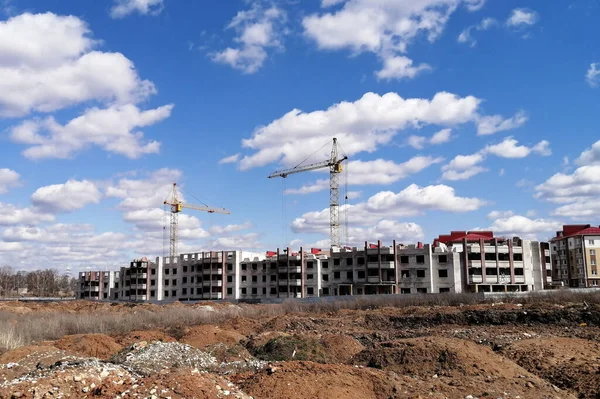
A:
480;238;486;285
508;240;516;284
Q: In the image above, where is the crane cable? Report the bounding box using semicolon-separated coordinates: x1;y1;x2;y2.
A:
282;177;287;248
336;141;350;247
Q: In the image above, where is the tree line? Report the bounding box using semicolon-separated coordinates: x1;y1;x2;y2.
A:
0;266;77;297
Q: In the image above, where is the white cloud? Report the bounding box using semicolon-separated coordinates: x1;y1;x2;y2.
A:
218;153;241;164
209;222;253;235
499;168;505;176
0;203;55;226
464;0;486;12
10;104;172;159
212;3;286;74
123;208;210;240
483;137;551;159
0;12;157;117
31;179;102;213
346;191;362;200
441;136;549;181
0;223;142;270
587;63;600;88
210;233;262;249
284;156;443;194
239;91;481;170
486;215;562;240
408;128;453;148
292;184;487;242
430;128;453;144
458;17;497;46
110;0;164;19
375;55;431;80
303;0;468;80
487;210;514;219
506;8;539;27
576;139;600;166
106;168;182;211
441;153;487;180
536;165;600;204
0;168;20;194
476;111;527;135
407;135;427;149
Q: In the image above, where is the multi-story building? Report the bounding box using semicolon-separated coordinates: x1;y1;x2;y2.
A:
77;231;554;302
237;248;326;299
551;224;600;288
431;231;551;293
78;270;118;300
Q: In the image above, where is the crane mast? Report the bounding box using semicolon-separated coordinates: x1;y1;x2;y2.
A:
268;138;347;248
163;183;230;258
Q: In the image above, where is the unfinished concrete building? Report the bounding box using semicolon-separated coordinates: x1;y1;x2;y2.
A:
77;231;553;302
78;270;118;300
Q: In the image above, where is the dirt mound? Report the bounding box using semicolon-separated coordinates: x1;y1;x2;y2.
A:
115;329;175;347
53;333;122;360
352;337;531;378
505;337;600;399
232;361;400;399
180;325;246;348
321;334;365;363
247;334;331;363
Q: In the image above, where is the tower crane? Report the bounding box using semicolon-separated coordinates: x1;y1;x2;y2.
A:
268;138;348;248
163;183;230;258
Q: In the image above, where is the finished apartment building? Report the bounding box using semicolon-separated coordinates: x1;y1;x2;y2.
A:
78;230;553;302
551;224;600;288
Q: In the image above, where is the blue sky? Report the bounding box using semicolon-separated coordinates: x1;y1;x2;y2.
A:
1;0;600;272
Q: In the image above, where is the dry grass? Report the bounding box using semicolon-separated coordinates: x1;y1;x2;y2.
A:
1;289;599;352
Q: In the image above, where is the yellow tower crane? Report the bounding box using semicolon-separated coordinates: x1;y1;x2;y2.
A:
268;138;347;248
163;182;230;258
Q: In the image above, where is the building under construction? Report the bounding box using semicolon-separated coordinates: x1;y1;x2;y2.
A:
78;230;552;302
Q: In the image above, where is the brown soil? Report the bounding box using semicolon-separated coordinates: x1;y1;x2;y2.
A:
114;329;176;347
2;299;598;398
505;337;600;399
53;333;122;360
180;325;246;348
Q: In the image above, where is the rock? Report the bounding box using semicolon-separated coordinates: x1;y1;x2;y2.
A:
100;370;110;378
266;366;278;375
82;387;89;393
90;383;96;389
216;385;222;391
11;393;23;399
552;385;560;392
149;388;157;394
73;375;82;382
526;382;535;388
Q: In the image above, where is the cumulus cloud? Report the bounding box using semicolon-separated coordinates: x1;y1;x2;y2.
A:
458;17;497;46
31;179;102;213
239;91;481;170
483;137;551;158
209;232;262;250
441;137;550;180
293;184;487;233
284;156;444;195
10;104;172;160
576;139;600;166
587;63;600;88
506;8;539;27
477;111;528;135
209;222;253;235
303;0;473;80
408;128;453;149
212;3;286;74
0;168;21;194
105;168;182;211
0;12;158;117
486;214;562;240
0;203;55;226
375;56;431;80
110;0;164;19
218;153;241;164
441;153;487;181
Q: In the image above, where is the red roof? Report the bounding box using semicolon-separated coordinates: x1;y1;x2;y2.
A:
435;231;495;245
552;225;600;241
